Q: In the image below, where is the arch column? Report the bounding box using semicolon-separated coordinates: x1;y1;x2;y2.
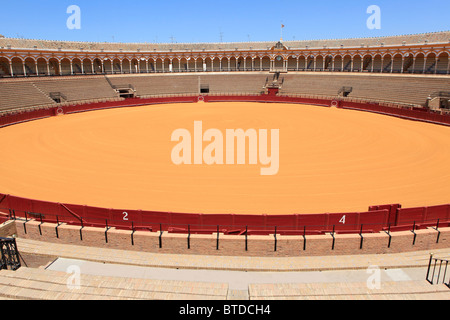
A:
9;61;14;77
447;56;450;74
423;56;427;74
47;61;50;75
401;56;405;73
434;56;439;74
70;61;74;75
23;61;27;77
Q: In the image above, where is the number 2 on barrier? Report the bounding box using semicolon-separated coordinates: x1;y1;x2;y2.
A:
123;212;129;221
339;215;346;224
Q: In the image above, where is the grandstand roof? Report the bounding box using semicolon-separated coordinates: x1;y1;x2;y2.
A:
1;31;449;52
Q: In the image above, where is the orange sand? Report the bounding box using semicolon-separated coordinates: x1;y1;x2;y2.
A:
1;102;450;215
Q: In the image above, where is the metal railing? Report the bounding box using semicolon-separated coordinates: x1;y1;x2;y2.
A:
0;237;21;271
426;254;449;287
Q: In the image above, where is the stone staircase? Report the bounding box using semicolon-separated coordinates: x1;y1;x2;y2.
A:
0;267;229;300
249;281;450;300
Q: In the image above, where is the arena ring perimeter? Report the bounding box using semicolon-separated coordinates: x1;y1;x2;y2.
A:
0;95;449;235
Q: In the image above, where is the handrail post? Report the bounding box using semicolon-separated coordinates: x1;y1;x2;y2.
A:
23;212;28;234
435;219;440;243
303;226;306;251
105;219;111;244
38;214;43;236
79;218;84;241
387;223;392;248
426;253;434;284
359;224;364;250
216;225;219;250
274;226;277;252
55;215;62;239
412;221;417;245
187;225;191;249
131;222;135;246
245;226;248;251
159;223;163;249
331;225;336;250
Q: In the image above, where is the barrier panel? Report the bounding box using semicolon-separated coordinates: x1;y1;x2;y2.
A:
339;102;450;126
369;204;401;226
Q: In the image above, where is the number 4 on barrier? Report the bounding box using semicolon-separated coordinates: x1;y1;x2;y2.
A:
339;215;346;224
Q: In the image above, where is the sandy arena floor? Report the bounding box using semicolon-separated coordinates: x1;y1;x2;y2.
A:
1;102;450;215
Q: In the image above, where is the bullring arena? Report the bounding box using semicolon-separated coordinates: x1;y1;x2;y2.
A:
0;31;449;301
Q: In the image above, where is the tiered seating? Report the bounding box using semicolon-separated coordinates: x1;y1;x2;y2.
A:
0;80;55;111
0;267;228;300
108;73;268;97
280;73;450;105
33;76;118;102
249;281;450;300
199;74;267;94
108;74;198;96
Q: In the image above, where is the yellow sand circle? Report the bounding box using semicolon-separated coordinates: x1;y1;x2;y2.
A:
0;102;449;215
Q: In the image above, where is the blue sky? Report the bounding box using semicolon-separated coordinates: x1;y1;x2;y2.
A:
1;0;449;43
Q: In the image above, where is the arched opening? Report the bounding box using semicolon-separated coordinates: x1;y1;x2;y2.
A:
48;58;60;76
204;57;213;72
82;58;93;74
60;58;71;75
324;55;333;71
342;55;352;72
352;55;362;72
402;53;414;73
287;56;297;71
296;56;305;71
72;58;82;74
129;58;139;73
362;55;372;72
372;54;382;72
185;58;193;72
112;59;121;74
24;58;37;76
381;54;392;73
413;53;425;74
273;56;284;71
11;57;24;76
228;57;237;71
0;57;11;77
122;59;130;74
102;59;112;74
245;57;252;71
425;53;437;74
392;54;403;73
436;52;449;74
315;55;324;71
